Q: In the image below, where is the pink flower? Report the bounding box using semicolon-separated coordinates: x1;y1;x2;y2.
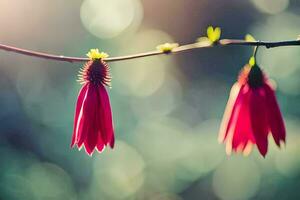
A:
219;64;286;157
71;59;114;155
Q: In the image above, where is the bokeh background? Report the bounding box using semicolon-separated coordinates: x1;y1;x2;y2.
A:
1;0;300;199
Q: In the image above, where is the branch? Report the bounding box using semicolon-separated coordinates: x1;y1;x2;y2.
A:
219;39;300;48
0;39;300;63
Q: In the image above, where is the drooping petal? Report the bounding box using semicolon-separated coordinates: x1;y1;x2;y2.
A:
96;132;105;153
224;85;256;155
218;83;242;143
86;85;101;153
77;84;97;150
84;117;98;155
92;86;106;152
71;84;88;147
83;84;99;155
224;94;243;155
96;86;107;145
231;86;255;154
76;114;89;149
264;83;286;146
83;140;93;155
249;88;269;157
98;84;115;148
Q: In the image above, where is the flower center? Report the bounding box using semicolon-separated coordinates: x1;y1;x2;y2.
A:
248;65;264;88
78;60;111;86
238;64;264;88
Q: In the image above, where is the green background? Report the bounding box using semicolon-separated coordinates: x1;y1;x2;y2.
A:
0;0;300;199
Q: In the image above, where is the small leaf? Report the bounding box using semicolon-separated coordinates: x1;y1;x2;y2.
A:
207;26;214;39
245;34;256;42
207;26;221;43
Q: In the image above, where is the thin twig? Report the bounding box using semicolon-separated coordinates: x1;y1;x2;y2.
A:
0;39;300;63
219;39;300;48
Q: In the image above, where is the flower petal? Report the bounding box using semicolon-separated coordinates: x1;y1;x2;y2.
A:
83;85;99;154
249;88;269;157
264;83;286;146
84;120;98;155
71;84;88;147
83;140;93;156
96;133;105;153
231;86;255;153
219;83;242;143
98;85;115;148
77;115;89;149
77;84;97;150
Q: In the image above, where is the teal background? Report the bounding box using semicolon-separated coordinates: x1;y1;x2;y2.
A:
0;0;300;199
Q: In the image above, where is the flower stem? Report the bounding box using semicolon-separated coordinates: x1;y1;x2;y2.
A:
0;39;300;63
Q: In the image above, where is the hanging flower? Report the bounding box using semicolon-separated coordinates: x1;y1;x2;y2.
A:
71;49;114;156
219;61;286;157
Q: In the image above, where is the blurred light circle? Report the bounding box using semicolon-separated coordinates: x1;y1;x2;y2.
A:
250;13;300;94
115;57;167;97
275;145;300;178
15;65;50;122
132;117;189;164
251;12;300;71
212;158;261;200
91;141;145;199
113;29;177;97
131;76;182;118
259;47;300;79
80;0;143;38
26;162;75;199
177;119;224;181
275;135;300;177
131;118;201;192
16;66;73;128
251;0;289;14
278;73;300;96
